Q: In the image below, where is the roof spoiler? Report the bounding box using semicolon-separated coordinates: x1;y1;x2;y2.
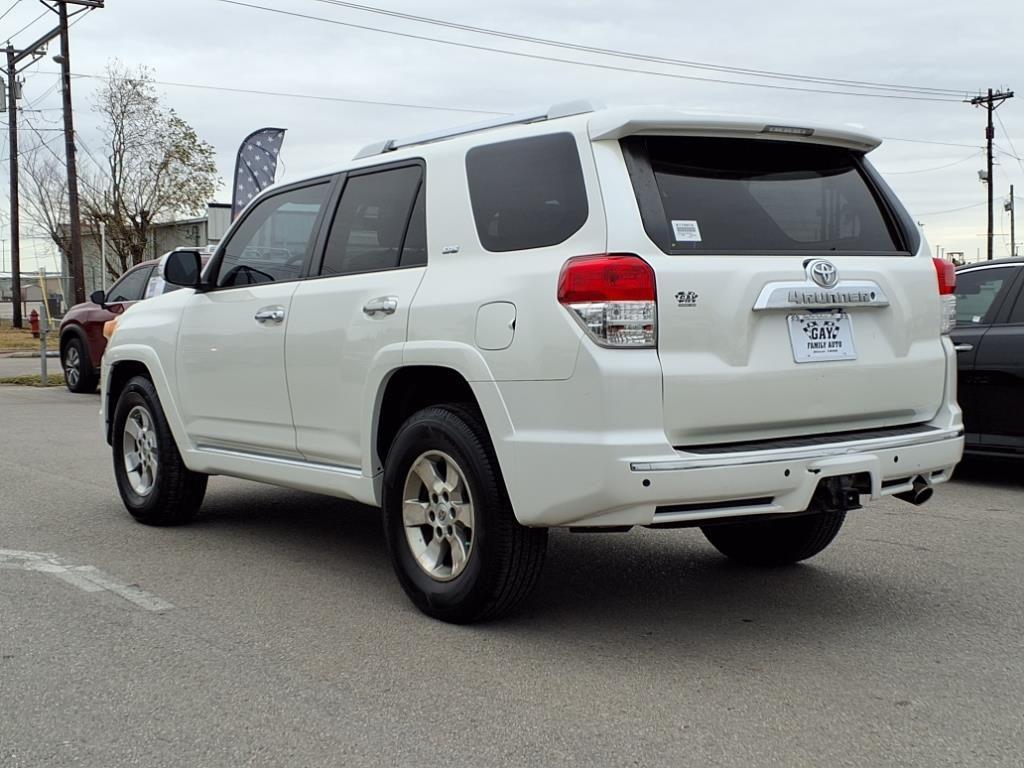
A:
588;110;881;152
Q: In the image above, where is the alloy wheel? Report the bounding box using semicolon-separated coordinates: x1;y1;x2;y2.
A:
122;405;158;496
401;450;475;581
64;345;81;388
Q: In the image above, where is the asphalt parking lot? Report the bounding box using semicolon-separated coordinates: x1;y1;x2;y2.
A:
1;386;1021;767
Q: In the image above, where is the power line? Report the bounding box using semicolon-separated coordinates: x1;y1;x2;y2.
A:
916;201;988;217
0;0;23;24
49;66;994;161
19;113;65;162
6;9;47;41
68;6;92;29
212;0;965;103
63;70;509;115
73;129;110;179
882;136;982;149
994;111;1023;174
23;80;60;110
885;150;984;175
310;0;968;98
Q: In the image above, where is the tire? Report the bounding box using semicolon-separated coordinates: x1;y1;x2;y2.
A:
62;336;98;393
111;375;207;526
701;510;846;566
382;403;548;623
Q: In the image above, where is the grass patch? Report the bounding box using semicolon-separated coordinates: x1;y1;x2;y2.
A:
0;326;59;351
0;373;67;387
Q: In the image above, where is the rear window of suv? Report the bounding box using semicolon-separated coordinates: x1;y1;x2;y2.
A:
621;136;907;255
466;133;588;252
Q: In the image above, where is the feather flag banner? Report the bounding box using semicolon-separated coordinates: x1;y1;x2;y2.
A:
231;127;286;219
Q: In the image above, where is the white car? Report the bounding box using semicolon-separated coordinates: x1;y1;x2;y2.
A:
100;101;964;622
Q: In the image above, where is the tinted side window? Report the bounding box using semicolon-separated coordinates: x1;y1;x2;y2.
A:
1007;278;1024;324
466;133;588;252
400;186;427;268
320;165;422;277
106;266;154;303
954;267;1017;326
216;183;330;288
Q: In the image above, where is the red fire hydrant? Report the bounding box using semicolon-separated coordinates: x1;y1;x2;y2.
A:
29;309;40;339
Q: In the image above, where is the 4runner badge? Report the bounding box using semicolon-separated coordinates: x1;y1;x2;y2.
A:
675;290;699;307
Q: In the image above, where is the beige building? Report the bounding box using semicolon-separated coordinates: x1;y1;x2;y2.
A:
62;203;232;297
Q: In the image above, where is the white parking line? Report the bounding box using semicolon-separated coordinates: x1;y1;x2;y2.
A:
0;549;175;612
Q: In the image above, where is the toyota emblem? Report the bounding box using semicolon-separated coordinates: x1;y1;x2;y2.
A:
807;260;839;288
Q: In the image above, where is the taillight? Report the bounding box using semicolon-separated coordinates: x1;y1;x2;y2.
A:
932;258;956;335
932;258;956;295
557;254;656;347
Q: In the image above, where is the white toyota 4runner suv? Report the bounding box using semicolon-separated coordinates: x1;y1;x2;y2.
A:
101;101;964;623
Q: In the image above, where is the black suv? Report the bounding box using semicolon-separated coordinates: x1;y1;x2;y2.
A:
952;258;1024;456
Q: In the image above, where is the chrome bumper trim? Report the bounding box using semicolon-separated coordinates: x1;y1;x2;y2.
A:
630;427;963;472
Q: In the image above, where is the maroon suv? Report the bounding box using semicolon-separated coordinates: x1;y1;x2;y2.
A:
59;253;209;393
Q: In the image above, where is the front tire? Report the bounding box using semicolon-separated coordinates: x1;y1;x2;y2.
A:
111;375;207;525
382;404;547;623
62;336;97;393
701;509;846;566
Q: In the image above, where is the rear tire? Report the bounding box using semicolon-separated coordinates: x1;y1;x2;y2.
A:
701;509;846;566
112;375;207;526
62;336;97;393
382;403;547;623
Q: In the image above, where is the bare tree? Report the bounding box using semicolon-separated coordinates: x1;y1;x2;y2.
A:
82;61;220;275
20;145;72;267
20;61;220;281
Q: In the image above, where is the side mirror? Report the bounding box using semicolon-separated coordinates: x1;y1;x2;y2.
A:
164;249;204;288
90;289;106;307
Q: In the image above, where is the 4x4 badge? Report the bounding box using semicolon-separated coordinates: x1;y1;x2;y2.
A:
675;290;698;307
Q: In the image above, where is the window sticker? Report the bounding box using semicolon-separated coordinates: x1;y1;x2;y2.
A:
671;219;702;242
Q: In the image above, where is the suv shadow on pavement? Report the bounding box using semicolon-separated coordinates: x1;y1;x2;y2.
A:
180;482;938;650
951;456;1024;489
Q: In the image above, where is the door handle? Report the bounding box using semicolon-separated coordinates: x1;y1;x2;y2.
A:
953;343;973;352
254;306;286;323
363;296;398;317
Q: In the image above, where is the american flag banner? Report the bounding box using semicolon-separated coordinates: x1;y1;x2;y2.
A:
231;127;287;219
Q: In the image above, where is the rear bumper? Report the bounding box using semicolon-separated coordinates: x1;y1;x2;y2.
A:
628;427;962;527
503;424;963;528
480;339;964;529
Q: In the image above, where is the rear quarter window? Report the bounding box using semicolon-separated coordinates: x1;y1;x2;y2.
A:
954;267;1018;325
466;132;588;252
622;136;907;255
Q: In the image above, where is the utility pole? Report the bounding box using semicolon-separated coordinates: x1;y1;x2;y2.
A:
43;0;103;304
3;26;59;328
56;0;85;304
1010;184;1016;258
5;46;22;327
2;1;98;323
968;88;1014;261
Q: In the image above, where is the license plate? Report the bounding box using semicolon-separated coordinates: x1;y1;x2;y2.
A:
787;312;856;363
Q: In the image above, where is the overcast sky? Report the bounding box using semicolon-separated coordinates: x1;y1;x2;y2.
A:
2;0;1022;272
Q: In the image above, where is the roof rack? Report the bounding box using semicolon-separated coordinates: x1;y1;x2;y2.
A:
352;99;600;160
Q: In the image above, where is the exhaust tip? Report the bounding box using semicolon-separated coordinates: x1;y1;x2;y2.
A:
895;476;933;506
912;486;934;505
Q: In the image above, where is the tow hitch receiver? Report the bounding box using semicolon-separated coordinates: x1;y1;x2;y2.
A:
812;475;863;513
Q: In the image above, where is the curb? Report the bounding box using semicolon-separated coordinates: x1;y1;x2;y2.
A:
3;351;60;359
